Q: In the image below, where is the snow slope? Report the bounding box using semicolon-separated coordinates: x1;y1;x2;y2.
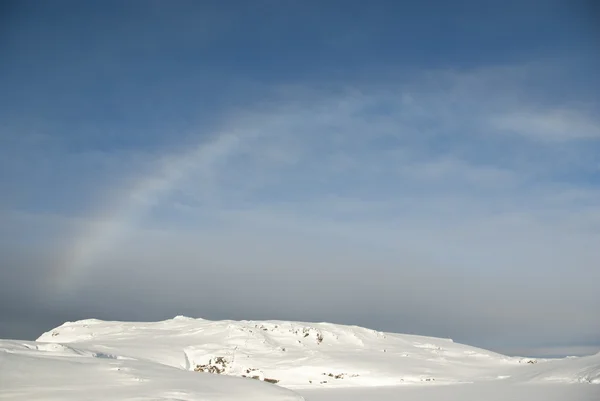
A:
1;316;598;400
299;383;600;401
0;339;302;401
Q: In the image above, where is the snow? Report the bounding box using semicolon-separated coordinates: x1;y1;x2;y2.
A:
299;383;600;401
0;339;301;401
1;316;598;400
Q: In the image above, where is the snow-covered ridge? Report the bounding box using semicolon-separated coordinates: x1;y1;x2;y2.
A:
2;316;598;401
35;316;600;388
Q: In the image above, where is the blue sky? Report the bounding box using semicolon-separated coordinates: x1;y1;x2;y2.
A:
1;0;599;357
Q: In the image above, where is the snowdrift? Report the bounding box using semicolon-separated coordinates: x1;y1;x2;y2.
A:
0;338;302;401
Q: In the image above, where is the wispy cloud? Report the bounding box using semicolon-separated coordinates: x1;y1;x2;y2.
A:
490;108;600;142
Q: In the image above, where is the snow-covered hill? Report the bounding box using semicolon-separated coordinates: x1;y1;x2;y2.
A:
1;316;598;400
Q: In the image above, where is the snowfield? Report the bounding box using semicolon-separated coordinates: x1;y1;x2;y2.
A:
1;316;598;400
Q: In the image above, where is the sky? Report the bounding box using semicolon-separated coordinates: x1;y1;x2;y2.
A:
0;0;599;357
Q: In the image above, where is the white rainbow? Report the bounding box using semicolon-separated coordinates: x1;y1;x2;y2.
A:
54;132;242;289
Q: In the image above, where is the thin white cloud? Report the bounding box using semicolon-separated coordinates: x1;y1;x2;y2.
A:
490;109;600;142
397;157;519;189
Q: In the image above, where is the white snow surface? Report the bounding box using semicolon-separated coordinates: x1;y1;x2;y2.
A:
1;316;598;400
